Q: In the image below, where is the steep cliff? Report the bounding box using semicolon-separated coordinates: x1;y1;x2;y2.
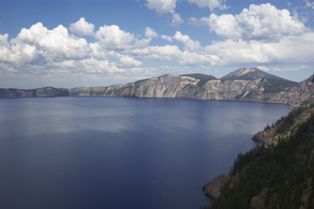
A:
70;85;122;96
262;73;314;107
69;68;303;104
0;67;312;107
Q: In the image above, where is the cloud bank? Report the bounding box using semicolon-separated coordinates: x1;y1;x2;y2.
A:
1;3;314;87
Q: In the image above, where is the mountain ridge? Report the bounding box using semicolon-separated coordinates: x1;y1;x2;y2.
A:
0;67;312;107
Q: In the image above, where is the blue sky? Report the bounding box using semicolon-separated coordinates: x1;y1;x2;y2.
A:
0;0;314;88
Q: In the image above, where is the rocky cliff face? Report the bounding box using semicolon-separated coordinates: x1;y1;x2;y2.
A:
71;74;261;100
70;85;122;96
269;74;313;106
69;68;299;103
0;67;312;107
69;69;310;107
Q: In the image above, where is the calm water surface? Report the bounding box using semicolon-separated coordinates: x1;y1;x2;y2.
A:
0;97;289;209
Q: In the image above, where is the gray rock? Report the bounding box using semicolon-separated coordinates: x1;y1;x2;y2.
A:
203;174;230;199
1;68;313;108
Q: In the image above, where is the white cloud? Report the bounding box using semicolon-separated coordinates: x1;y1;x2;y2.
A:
205;32;314;64
146;0;183;26
95;25;140;49
0;34;12;62
192;3;306;41
207;14;241;39
188;0;227;11
147;0;177;13
1;22;90;66
69;17;95;36
161;35;173;42
119;55;142;67
0;34;9;45
132;44;220;66
173;31;200;50
257;65;310;73
132;44;180;60
0;22;156;82
145;27;158;39
18;23;89;57
1;13;314;87
171;12;184;26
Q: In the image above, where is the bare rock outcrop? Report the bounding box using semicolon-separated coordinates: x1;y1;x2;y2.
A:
203;174;230;199
1;68;313;108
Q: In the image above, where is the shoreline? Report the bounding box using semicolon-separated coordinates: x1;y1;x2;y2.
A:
0;94;293;107
203;105;314;208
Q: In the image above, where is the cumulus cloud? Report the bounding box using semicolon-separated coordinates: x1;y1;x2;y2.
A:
188;0;227;11
132;44;220;66
147;0;176;13
69;17;95;36
95;24;147;49
0;22;152;79
145;27;158;40
173;31;200;50
205;32;314;64
192;3;306;41
161;35;173;42
3;22;90;65
119;55;142;67
146;0;183;26
1;10;314;87
206;14;241;39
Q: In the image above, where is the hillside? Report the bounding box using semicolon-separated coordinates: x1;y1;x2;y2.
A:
0;67;312;107
0;87;69;97
222;67;297;92
203;105;314;209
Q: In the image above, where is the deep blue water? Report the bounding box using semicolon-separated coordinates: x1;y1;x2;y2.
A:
0;97;289;209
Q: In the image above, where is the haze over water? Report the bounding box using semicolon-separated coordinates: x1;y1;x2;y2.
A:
0;97;289;209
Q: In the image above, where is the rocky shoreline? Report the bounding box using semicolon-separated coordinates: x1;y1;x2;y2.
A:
203;105;314;209
203;174;230;199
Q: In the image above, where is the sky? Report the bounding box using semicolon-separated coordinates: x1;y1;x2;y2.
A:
1;0;314;88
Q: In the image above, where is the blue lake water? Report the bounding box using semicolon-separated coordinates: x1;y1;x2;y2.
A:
0;97;289;209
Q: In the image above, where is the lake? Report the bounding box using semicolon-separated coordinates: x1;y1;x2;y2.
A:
0;97;289;209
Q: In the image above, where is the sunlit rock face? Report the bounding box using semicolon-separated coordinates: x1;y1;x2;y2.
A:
0;68;313;107
70;85;122;96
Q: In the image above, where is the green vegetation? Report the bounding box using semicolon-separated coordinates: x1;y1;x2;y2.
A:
274;106;308;134
206;106;314;209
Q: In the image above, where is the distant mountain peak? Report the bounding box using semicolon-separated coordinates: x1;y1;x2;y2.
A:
222;67;279;81
221;67;298;92
233;67;263;76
